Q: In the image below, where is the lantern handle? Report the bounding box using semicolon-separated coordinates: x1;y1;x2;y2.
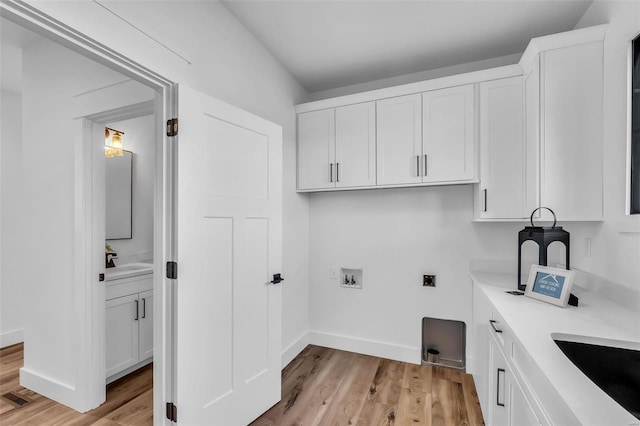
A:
530;207;557;228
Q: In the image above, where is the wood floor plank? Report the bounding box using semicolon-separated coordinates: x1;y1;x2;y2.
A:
461;372;485;426
320;353;380;426
402;363;432;394
367;358;405;405
285;349;357;425
356;401;398;426
395;387;431;425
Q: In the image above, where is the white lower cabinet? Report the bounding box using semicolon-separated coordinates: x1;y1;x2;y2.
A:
474;284;548;426
488;332;542;426
106;288;153;381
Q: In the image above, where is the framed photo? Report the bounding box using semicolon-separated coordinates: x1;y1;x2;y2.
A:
524;265;575;307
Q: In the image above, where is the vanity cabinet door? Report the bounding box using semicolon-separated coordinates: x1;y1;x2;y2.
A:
138;290;154;361
106;294;139;377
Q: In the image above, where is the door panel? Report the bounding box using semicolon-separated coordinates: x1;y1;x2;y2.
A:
376;94;422;185
423;85;475;182
335;102;376;188
138;290;153;361
177;85;282;425
105;294;139;377
297;109;335;190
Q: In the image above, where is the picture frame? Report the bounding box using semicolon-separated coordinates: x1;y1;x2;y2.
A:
524;265;576;307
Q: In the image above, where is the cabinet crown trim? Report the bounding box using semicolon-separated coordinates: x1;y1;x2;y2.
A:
520;24;608;73
295;65;521;113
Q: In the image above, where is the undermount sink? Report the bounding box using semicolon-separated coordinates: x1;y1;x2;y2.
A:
105;262;153;281
552;333;640;420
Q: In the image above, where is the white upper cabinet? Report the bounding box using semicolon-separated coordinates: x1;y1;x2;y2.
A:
476;77;526;219
376;94;422;185
297;109;335;190
375;86;476;187
422;85;476;183
298;103;376;190
520;25;606;221
335;102;376;188
540;42;603;220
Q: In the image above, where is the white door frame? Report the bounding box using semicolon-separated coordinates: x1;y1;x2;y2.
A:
0;2;177;423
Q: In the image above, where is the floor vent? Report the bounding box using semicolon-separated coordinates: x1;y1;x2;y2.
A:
1;392;32;408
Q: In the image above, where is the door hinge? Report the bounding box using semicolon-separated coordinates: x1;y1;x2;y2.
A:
166;261;178;280
166;402;177;422
166;118;179;137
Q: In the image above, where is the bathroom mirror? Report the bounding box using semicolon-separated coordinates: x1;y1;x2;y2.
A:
106;150;133;239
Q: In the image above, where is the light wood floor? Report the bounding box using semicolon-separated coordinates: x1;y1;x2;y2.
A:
1;343;483;425
252;345;484;426
0;343;153;425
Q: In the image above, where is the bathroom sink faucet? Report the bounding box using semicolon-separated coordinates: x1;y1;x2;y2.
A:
106;252;118;268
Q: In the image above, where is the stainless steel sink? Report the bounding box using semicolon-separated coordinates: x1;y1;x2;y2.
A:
552;334;640;420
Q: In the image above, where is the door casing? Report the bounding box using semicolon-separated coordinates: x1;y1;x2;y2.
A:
0;2;176;423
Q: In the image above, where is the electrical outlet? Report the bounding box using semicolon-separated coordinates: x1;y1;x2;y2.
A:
329;267;338;279
423;274;436;287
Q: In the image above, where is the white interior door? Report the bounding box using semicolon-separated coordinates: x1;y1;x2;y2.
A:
176;85;283;425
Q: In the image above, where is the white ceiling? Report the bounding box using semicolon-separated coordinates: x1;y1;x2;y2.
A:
222;0;593;93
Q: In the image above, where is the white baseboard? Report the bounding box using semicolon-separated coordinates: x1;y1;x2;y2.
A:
0;328;23;348
19;367;89;412
281;332;309;369
309;330;421;364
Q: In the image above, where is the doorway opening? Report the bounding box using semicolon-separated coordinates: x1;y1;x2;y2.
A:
0;4;175;423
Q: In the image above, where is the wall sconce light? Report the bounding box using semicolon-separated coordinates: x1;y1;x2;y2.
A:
105;127;125;158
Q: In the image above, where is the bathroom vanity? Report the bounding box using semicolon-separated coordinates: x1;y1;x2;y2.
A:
105;263;153;384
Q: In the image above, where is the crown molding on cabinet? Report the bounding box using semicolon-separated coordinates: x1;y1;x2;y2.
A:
295;64;522;113
519;24;608;73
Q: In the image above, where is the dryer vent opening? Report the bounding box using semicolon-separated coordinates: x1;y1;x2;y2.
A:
422;317;466;370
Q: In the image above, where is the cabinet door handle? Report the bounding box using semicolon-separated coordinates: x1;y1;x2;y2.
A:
424;155;428;176
416;155;420;177
329;163;333;182
483;189;488;212
134;299;139;321
336;163;340;183
142;298;146;319
497;368;505;407
489;320;502;333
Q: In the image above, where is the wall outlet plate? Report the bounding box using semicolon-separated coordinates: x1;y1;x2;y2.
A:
423;274;436;287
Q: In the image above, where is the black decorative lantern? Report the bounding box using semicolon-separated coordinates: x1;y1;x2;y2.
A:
517;207;570;291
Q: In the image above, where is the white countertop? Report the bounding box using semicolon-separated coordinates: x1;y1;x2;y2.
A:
470;270;640;426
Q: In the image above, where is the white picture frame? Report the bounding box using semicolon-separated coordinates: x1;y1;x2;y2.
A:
524;265;576;307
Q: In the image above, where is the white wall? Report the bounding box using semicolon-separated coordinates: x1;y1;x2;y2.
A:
20;35;147;408
105;115;155;264
24;0;310;365
0;89;25;348
567;0;640;289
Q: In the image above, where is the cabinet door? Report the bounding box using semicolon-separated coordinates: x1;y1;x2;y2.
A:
488;334;509;426
478;77;525;219
510;378;543;426
106;294;139;378
335;102;376;188
471;286;493;417
376;94;422;185
541;42;603;220
422;85;475;183
298;109;335;190
138;290;153;361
